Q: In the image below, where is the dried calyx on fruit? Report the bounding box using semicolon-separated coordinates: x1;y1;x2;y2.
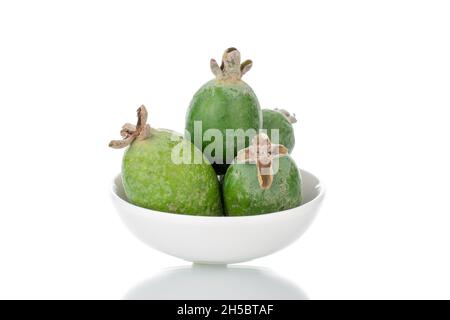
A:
209;47;254;82
110;106;223;216
222;133;302;216
275;109;297;124
235;133;289;189
262;108;297;153
185;47;262;175
109;106;151;148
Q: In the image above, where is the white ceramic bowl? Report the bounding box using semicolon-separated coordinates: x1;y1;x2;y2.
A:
111;169;325;264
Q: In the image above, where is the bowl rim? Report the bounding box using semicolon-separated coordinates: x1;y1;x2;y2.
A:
111;168;325;220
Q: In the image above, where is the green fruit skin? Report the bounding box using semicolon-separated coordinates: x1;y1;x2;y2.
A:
185;80;262;175
262;109;295;153
223;156;302;216
122;128;223;216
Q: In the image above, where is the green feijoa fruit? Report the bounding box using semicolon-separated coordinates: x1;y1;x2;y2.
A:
262;108;297;153
223;133;302;216
109;106;222;216
185;47;262;175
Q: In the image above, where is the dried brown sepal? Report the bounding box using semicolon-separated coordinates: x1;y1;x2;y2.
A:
256;160;273;190
120;123;136;138
109;135;136;149
235;147;252;163
136;124;151;141
108;105;151;149
235;133;289;189
240;59;253;76
210;59;222;77
274;144;289;156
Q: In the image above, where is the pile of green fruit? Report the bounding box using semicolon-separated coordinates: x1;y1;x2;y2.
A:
110;48;301;216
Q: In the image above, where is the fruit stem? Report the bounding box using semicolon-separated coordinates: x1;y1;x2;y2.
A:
235;133;288;189
210;48;253;82
109;105;151;149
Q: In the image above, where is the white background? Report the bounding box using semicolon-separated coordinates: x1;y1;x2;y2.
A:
1;0;449;299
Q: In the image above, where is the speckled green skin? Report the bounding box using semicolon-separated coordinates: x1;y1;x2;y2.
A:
262;109;295;153
222;156;302;216
122;128;222;216
185;80;262;175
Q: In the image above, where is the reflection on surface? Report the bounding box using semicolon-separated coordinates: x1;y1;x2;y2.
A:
126;264;307;300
